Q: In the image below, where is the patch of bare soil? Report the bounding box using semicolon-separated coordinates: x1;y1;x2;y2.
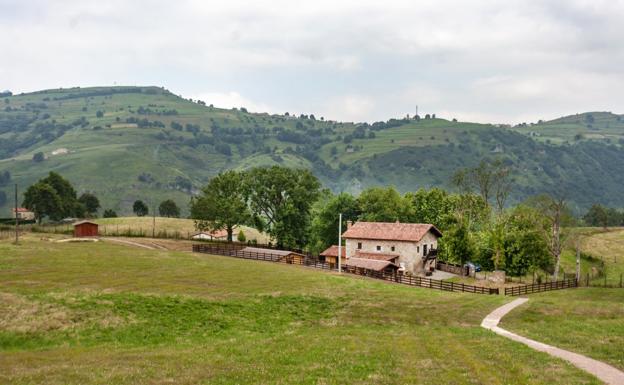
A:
0;292;126;333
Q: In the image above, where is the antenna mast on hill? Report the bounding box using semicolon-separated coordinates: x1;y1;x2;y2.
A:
415;105;418;118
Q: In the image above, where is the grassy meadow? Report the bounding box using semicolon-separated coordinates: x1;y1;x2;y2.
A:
0;234;607;385
501;288;624;370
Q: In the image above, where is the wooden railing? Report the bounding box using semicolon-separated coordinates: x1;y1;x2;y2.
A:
193;244;499;295
504;278;578;296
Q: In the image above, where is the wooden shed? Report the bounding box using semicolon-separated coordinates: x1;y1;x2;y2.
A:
73;220;99;237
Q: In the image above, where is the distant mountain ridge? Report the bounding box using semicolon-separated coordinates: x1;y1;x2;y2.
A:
1;86;623;215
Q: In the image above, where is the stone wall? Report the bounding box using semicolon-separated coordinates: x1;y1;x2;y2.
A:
345;230;439;275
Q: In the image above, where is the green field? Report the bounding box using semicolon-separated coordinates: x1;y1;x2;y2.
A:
0;235;607;385
2;86;624;216
555;228;624;286
501;288;624;371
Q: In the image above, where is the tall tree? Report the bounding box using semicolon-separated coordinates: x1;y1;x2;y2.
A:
40;172;79;218
452;159;512;213
357;186;411;222
191;170;249;242
22;182;62;224
309;192;360;251
405;188;456;229
527;194;572;279
246;166;321;248
159;199;180;218
78;193;100;217
133;200;149;217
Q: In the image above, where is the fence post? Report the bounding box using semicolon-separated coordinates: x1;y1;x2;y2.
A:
620;273;623;288
586;273;589;287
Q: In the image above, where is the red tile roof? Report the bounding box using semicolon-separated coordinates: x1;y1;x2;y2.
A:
354;250;400;261
344;257;398;272
12;207;32;212
342;221;442;242
320;245;346;258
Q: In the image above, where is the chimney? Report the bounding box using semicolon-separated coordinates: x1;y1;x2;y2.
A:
346;221;353;229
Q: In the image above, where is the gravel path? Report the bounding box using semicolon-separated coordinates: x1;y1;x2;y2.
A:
482;298;624;385
101;237;167;250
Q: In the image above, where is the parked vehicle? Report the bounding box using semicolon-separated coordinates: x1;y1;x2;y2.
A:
465;262;482;272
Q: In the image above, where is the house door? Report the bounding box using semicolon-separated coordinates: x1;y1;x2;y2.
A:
423;244;428;256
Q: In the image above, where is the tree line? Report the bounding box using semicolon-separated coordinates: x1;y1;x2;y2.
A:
21;172;182;222
192;162;575;279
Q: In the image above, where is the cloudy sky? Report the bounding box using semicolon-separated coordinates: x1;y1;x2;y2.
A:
1;0;623;123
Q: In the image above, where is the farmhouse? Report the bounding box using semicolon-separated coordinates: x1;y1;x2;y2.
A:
338;221;442;275
191;229;239;241
12;207;35;221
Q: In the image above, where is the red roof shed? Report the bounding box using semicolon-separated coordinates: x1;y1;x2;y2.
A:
73;221;99;237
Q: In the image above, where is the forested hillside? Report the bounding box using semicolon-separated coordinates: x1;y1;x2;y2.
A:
0;86;623;215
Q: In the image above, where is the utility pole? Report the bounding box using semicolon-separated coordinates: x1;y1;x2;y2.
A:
338;213;342;273
14;183;18;244
152;202;156;238
575;238;581;283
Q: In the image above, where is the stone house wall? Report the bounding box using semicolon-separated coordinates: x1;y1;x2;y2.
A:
345;230;439;275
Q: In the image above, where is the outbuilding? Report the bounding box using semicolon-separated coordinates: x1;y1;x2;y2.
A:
73;220;99;237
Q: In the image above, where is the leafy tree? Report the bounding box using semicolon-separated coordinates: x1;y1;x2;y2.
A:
452;159;512;213
22;182;63;223
96;110;104;118
78;193;100;217
358;186;411;222
103;209;118;218
133;200;149;217
526;194;574;279
32;152;45;162
439;220;474;266
583;204;609;228
309;192;360;252
502;206;551;276
40;172;79;218
159;199;180;218
191;170;249;242
405;188;456;230
237;230;246;242
246;166;321;248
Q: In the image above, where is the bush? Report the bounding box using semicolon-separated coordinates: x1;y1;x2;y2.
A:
237;230;246;242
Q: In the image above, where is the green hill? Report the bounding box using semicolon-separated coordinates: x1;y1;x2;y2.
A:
1;86;623;215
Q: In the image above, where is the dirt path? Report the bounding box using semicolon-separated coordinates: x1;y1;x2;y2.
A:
101;237;167;250
482;298;624;385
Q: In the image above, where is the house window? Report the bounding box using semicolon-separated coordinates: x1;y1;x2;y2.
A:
417;246;420;253
423;244;428;256
376;245;381;251
357;242;362;249
391;246;395;252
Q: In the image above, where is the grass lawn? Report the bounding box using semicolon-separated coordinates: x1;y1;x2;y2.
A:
579;228;624;285
0;235;605;385
39;217;271;243
501;288;624;371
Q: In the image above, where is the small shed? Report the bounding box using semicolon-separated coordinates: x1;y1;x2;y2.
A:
74;220;99;237
320;245;346;266
240;247;306;265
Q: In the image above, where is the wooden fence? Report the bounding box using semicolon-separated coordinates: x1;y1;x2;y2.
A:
436;261;469;276
504;278;578;296
193;243;499;295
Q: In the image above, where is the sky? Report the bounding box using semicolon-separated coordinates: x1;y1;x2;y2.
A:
1;0;624;124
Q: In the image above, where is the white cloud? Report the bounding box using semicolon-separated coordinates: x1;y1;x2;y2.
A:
2;0;624;123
